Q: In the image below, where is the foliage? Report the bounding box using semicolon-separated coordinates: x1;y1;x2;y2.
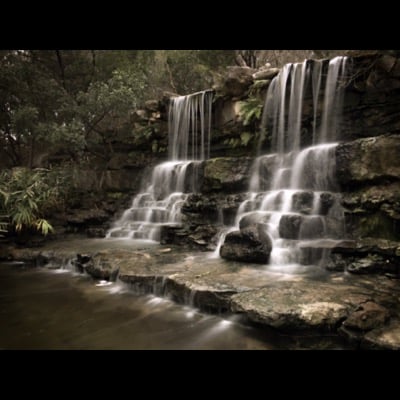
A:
0;167;71;235
0;50;236;168
0;214;8;237
223;132;255;148
239;97;264;126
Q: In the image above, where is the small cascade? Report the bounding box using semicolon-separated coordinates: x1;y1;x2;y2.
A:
107;90;213;241
219;56;348;267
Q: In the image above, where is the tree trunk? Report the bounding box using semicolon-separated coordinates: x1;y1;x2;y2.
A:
55;50;66;90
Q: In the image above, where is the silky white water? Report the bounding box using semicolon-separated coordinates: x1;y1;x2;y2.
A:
218;57;348;266
107;90;213;241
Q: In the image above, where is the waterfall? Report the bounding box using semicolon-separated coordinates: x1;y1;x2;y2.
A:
218;56;348;266
106;90;213;241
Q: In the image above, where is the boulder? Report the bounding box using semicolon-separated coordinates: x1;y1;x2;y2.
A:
220;224;272;264
214;66;255;98
343;301;390;331
252;68;280;80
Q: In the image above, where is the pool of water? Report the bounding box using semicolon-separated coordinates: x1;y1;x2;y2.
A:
0;261;350;350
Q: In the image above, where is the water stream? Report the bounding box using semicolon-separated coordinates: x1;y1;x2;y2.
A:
106;90;212;241
218;56;348;267
0;261;348;349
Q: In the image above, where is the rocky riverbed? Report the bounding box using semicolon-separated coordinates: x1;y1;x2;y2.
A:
2;237;400;350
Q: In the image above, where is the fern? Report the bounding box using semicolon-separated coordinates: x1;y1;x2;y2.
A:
239;97;263;126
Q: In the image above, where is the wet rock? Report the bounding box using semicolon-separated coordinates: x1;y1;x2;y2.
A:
182;193;247;226
160;224;218;250
202;157;254;193
299;216;325;240
319;192;336;215
84;251;121;281
86;228;106;238
299;247;325;266
292;191;314;214
160;225;187;245
326;253;347;272
279;214;303;239
343;301;390;331
220;224;272;264
188;225;219;247
347;254;396;275
239;212;271;230
255;155;279;190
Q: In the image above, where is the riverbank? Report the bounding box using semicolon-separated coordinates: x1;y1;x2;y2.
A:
2;237;400;349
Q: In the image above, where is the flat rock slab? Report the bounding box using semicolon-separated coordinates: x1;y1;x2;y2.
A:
230;281;372;332
6;238;400;345
363;320;400;350
119;253;293;311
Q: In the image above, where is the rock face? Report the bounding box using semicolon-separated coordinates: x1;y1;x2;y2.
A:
335;135;400;243
202;157;254;193
336;135;400;187
220;224;272;263
326;238;400;276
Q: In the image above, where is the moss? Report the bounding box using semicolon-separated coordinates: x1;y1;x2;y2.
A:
107;192;125;200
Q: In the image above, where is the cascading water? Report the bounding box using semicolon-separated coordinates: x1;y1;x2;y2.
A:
106;90;213;241
218;56;348;266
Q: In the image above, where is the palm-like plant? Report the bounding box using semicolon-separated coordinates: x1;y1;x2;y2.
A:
0;167;65;236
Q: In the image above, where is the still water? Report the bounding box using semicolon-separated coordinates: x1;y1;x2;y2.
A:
0;261;348;350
